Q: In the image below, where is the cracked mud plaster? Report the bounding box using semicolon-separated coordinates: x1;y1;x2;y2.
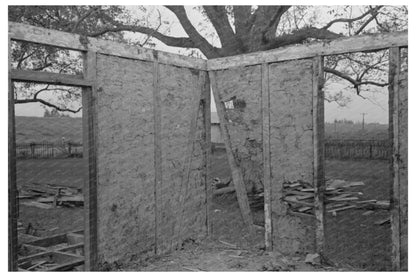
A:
269;59;315;254
215;65;263;193
95;54;207;264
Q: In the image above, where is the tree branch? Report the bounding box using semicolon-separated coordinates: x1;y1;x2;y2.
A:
165;5;219;58
263;27;342;50
324;67;389;94
71;6;100;33
15;98;82;113
88;23;196;48
322;6;383;30
203;6;239;51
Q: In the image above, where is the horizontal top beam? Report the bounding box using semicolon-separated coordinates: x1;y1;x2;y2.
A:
207;31;408;71
9;22;207;71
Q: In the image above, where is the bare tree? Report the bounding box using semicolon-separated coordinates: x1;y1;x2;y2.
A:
9;5;408;112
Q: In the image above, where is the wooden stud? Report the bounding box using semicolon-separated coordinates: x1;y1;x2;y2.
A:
313;56;325;255
209;71;254;233
207;31;408;70
261;63;272;251
9;22;207;71
8;35;18;272
11;69;93;87
201;71;212;237
174;72;205;242
82;51;98;271
152;59;162;254
389;47;401;271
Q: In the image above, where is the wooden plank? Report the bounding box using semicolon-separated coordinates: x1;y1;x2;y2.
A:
207;31;408;70
11;69;93;87
174;72;205;242
313;58;327;255
209;71;254;232
82;51;98;271
389;47;401;271
201;71;212;237
152;59;162;254
261;63;272;251
9;22;207;70
8;35;18;272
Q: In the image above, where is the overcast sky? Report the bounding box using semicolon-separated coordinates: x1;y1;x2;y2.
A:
14;5;390;124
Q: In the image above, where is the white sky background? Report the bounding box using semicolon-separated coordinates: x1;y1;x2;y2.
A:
13;5;395;123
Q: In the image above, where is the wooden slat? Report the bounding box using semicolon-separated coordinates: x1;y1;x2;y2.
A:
313;56;325;255
152;60;162;254
201;71;212;236
209;71;254;232
389;47;401;271
11;69;92;87
9;22;207;70
174;72;205;242
82;51;98;271
8;35;18;272
261;63;272;251
207;31;408;70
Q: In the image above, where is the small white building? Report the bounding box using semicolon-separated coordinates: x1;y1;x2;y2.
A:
211;112;223;144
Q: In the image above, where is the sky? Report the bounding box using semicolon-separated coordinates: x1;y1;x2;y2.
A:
13;5;392;124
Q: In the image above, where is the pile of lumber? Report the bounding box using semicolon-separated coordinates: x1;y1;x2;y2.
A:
283;179;390;216
212;176;390;216
19;183;83;209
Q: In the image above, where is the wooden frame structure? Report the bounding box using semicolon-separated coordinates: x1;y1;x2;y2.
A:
8;21;408;271
206;29;407;270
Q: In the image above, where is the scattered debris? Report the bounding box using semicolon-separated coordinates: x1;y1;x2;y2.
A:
305;253;321;265
375;217;390;225
18;183;83;209
218;240;237;249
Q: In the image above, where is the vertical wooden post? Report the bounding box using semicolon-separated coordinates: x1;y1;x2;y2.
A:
209;71;254;233
202;71;212;237
389;47;401;271
152;59;162;254
261;63;272;251
82;51;98;271
313;56;325;255
8;35;18;272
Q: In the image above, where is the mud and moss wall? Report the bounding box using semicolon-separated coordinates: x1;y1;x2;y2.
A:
213;59;316;255
95;54;207;264
268;59;315;254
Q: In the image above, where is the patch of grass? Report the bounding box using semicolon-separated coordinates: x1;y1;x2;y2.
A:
15;116;82;144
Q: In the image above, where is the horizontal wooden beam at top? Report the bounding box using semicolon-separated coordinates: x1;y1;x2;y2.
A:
207;31;408;71
10;69;93;87
8;22;207;71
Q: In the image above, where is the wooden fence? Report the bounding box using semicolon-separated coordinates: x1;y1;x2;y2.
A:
16;142;83;159
325;139;391;160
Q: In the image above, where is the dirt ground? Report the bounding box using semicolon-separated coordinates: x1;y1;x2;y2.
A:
16;153;393;271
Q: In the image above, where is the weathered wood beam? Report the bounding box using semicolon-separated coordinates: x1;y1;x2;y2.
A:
82;51;98;271
207;31;408;70
8;22;207;70
8;35;18;272
312;56;325;255
11;69;93;87
261;63;272;251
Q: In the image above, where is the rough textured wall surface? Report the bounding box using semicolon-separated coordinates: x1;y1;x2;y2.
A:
398;70;407;270
157;64;206;253
268;59;315;254
96;55;155;264
214;65;263;193
95;54;207;265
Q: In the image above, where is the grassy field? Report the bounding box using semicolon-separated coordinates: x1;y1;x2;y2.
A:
325;122;388;140
15;116;82;144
